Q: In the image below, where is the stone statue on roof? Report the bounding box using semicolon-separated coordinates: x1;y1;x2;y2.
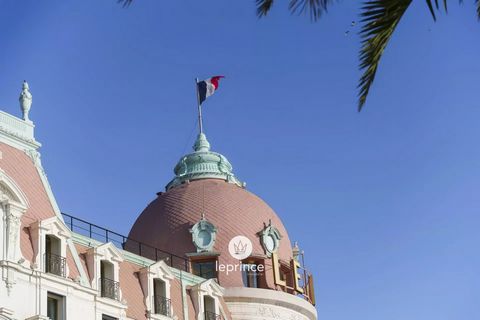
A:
19;80;32;121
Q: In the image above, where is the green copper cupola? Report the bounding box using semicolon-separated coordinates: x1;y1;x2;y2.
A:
166;133;243;190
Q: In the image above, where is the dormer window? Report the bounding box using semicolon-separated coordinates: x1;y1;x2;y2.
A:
138;260;175;319
30;216;71;278
45;234;66;277
190;279;226;320
85;242;124;302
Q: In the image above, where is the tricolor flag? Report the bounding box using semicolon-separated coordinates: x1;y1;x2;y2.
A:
197;76;224;105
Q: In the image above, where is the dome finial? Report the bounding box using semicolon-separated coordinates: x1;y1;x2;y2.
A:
167;131;243;190
193;132;210;152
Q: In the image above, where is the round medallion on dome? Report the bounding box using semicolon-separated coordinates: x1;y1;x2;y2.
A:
259;222;282;257
190;218;217;253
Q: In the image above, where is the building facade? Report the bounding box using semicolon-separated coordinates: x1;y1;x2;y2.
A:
0;82;317;320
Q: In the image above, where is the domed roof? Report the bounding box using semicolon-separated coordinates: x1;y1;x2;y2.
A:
128;179;293;286
128;132;294;287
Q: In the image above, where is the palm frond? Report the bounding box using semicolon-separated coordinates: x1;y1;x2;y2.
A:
425;0;453;20
117;0;133;7
425;0;438;20
288;0;335;21
357;0;412;111
256;0;275;17
476;0;480;19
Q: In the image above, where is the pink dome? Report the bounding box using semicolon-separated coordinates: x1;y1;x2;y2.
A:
128;178;293;287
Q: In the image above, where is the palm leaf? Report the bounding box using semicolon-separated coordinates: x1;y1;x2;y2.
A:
117;0;132;7
425;0;438;19
288;0;335;21
257;0;275;17
476;0;480;19
357;0;412;111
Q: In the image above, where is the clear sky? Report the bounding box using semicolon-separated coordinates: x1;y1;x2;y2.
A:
1;1;479;319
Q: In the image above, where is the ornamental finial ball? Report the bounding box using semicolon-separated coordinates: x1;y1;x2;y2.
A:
19;80;32;121
292;241;300;261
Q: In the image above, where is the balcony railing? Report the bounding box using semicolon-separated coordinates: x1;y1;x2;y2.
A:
205;311;223;320
100;277;120;301
62;212;189;272
154;295;171;317
44;252;66;277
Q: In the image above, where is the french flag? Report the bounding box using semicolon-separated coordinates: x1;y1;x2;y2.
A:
197;76;224;105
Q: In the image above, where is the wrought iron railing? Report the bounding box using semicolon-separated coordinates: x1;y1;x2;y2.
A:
44;252;66;277
100;277;120;301
205;311;223;320
61;212;189;272
154;295;171;317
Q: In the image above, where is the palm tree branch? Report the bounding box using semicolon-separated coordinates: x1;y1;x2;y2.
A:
357;0;412;111
117;0;132;7
257;0;275;17
425;0;438;20
288;0;335;21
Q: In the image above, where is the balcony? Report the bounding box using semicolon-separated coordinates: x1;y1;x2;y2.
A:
205;311;223;320
44;252;66;277
154;295;171;317
100;277;120;301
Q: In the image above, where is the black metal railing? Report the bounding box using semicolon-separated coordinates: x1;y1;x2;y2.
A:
44;252;66;277
205;311;223;320
61;212;189;272
154;295;171;317
100;277;120;301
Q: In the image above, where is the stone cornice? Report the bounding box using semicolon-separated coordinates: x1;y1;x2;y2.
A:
0;110;40;150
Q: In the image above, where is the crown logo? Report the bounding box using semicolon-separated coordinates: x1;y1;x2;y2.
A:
229;235;253;259
234;240;248;255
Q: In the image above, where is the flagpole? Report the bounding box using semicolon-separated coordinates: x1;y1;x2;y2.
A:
195;78;203;134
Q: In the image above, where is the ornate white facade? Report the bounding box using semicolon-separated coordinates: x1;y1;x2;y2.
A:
0;83;317;320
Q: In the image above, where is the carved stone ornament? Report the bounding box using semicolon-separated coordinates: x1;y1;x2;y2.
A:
190;217;217;252
259;220;282;257
6;208;23;262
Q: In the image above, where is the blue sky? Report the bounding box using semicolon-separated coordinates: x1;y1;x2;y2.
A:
1;1;479;319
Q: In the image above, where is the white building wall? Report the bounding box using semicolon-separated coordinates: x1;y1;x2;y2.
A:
0;262;117;320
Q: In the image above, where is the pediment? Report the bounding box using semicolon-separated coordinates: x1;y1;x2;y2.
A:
142;259;175;280
197;278;224;297
88;242;124;263
30;216;71;238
